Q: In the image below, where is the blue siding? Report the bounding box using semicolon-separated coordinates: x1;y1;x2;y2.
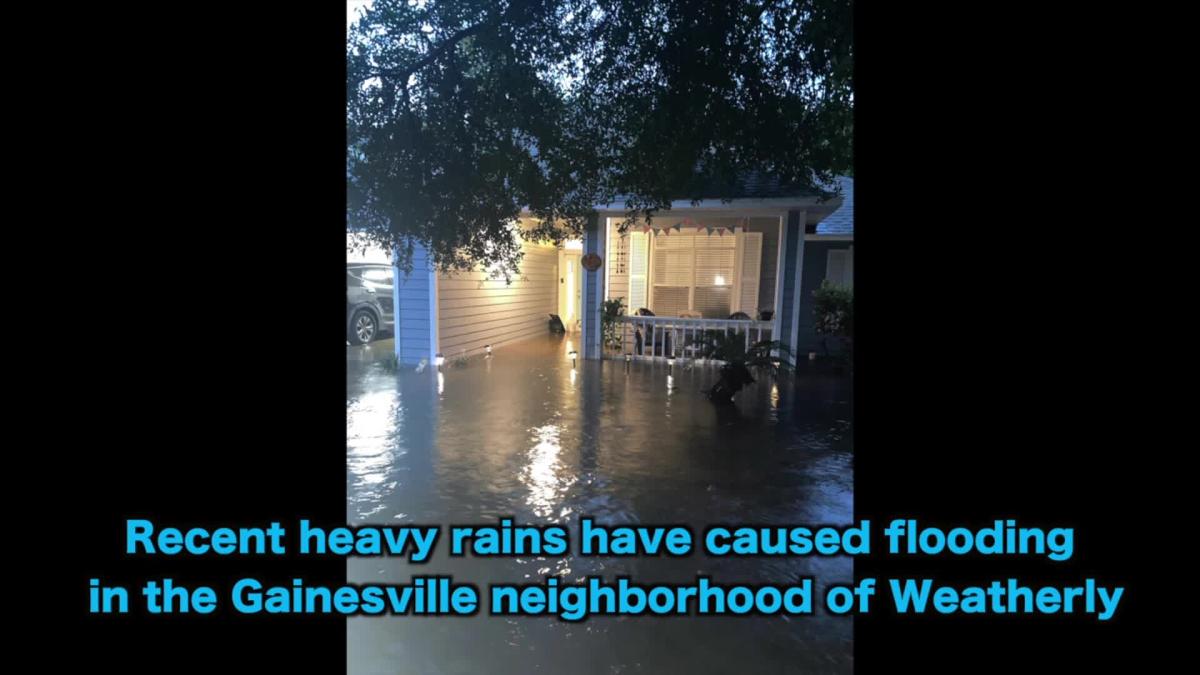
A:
582;213;603;360
795;241;853;355
392;244;437;366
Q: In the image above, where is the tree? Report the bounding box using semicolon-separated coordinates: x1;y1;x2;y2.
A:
348;0;853;276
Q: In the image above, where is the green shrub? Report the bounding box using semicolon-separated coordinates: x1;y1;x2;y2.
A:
812;280;853;356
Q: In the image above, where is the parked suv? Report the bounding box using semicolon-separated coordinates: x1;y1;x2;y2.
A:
346;263;395;344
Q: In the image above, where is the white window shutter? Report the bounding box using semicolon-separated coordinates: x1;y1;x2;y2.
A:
736;231;763;315
628;232;649;311
826;249;849;287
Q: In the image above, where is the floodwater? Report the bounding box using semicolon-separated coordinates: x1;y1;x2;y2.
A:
347;334;853;674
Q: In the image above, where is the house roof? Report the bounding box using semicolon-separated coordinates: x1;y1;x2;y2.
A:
815;176;853;235
593;172;846;220
677;171;827;201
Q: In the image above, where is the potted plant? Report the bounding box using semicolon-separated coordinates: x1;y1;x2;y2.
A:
601;297;627;352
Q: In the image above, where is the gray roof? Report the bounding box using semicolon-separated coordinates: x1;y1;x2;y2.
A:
675;171;829;201
816;176;853;235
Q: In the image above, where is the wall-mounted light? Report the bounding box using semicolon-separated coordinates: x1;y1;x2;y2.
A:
625;353;632;363
667;354;676;368
435;353;445;369
568;350;578;369
485;344;492;357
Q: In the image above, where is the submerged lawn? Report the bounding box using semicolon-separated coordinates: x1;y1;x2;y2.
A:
347;334;853;674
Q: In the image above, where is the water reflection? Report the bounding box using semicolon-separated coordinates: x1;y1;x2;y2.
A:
346;335;854;673
346;389;399;520
521;424;576;520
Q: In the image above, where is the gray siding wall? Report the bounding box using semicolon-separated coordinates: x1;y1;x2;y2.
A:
437;239;558;358
795;240;854;355
777;211;803;350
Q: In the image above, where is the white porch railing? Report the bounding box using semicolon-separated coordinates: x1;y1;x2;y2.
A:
615;316;774;361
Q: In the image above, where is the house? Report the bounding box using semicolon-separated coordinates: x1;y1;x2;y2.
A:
795;176;854;356
373;177;853;366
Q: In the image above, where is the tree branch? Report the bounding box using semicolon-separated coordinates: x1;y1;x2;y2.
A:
365;1;525;84
374;20;492;81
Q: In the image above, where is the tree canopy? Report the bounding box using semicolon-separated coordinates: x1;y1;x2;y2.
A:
347;0;853;275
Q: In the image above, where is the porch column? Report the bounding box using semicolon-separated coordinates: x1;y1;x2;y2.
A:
581;212;605;360
392;243;440;367
777;210;807;359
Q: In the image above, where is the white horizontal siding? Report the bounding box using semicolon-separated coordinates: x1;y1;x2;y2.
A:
437;240;558;358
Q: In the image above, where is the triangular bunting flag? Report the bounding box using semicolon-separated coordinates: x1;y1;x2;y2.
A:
673;222;682;231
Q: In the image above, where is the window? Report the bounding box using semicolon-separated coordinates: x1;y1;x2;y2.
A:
649;232;739;318
361;267;393;282
825;247;854;289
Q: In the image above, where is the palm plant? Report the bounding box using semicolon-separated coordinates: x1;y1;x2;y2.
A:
698;332;791;404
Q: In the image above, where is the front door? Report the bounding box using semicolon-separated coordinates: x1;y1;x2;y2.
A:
558;248;583;332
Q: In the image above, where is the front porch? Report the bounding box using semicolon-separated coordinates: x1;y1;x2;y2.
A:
585;202;839;362
615;314;775;361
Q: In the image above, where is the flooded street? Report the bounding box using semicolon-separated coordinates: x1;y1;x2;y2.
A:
347;335;853;674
